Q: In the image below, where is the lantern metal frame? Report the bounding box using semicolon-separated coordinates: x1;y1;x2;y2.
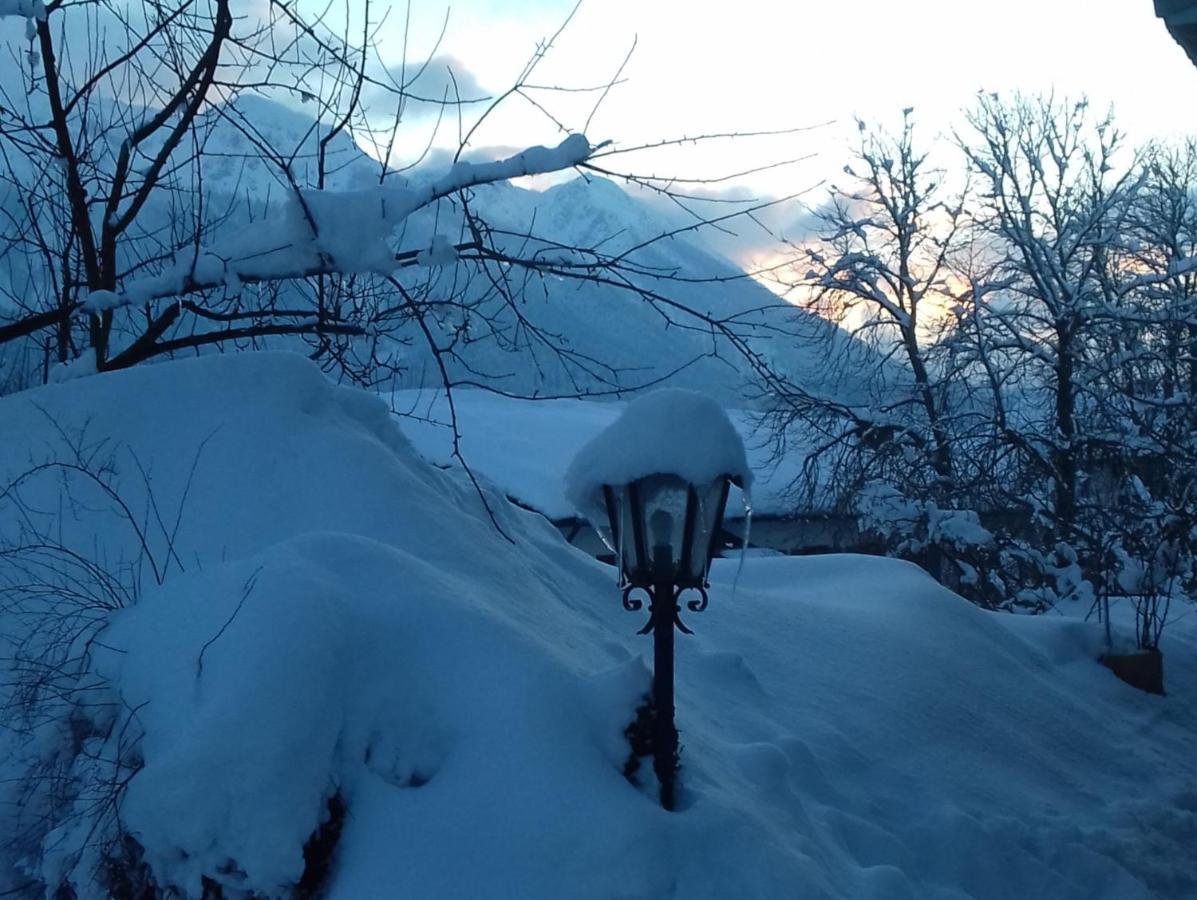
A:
603;473;732;579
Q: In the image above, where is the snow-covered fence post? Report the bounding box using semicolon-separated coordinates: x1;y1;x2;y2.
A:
566;389;750;810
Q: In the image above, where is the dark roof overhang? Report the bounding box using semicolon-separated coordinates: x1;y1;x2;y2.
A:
1156;0;1197;66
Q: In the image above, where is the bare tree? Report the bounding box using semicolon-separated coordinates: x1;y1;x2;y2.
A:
787;111;967;500
959;94;1143;543
759;97;1195;616
0;0;813;409
1079;140;1197;649
0;1;591;382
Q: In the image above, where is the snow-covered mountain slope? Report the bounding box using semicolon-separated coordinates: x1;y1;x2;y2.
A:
2;352;1195;899
386;170;860;400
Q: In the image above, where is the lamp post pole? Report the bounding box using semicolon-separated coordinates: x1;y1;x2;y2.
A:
651;543;678;811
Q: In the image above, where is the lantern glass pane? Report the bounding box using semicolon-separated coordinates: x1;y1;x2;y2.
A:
592;486;615;554
634;474;690;581
684;476;729;581
600;484;637;579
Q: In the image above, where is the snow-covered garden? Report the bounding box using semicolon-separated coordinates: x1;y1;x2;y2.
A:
2;353;1196;898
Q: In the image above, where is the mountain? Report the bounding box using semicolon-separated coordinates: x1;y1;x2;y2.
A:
382;155;867;401
180;94;870;401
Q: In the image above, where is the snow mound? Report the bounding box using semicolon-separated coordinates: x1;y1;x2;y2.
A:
93;535;647;897
1;353;1196;900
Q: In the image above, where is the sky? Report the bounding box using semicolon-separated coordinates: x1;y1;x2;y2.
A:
348;0;1197;200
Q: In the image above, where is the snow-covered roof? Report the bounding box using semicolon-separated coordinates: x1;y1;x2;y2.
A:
394;388;808;521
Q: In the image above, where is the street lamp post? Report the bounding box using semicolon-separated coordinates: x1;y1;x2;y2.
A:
599;473;736;811
564;388;751;811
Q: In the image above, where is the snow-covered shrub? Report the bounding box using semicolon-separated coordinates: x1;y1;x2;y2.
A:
1093;476;1196;651
0;434;162;897
857;483;1090;612
858;483;999;605
0;355;663;899
0;420;364;898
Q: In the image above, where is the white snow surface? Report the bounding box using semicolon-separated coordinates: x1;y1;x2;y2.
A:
2;353;1197;899
563;388;751;526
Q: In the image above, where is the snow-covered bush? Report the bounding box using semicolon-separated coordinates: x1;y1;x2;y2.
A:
857;483;1094;612
0;354;667;898
0;431;173;896
0;407;371;897
1094;476;1196;651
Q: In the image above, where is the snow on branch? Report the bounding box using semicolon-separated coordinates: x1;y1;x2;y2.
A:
83;134;592;312
1118;254;1197;296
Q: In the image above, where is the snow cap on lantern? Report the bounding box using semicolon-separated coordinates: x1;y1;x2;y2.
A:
565;388;751;587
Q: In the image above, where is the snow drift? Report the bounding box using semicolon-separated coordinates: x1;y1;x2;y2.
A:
1;353;1195;899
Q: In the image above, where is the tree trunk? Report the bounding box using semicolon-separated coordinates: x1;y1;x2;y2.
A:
1054;320;1077;537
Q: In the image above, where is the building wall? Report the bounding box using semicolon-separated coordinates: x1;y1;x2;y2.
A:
556;512;874;563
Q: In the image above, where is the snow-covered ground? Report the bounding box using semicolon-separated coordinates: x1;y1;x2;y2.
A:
2;353;1196;899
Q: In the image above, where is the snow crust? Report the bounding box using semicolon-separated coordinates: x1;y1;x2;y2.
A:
564;387;752;524
2;354;1197;899
0;353;654;897
98;537;650;897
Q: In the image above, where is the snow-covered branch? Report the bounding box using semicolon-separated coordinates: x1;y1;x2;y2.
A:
84;135;591;311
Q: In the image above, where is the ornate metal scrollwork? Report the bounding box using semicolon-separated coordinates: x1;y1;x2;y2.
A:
681;585;709;614
621;584;648;612
670;586;709;635
623;584;710;635
622;585;656;633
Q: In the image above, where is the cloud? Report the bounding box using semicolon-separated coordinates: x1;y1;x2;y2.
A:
364;55;489;120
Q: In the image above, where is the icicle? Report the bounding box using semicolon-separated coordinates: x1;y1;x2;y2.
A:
730;489;753;601
616;493;625;587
